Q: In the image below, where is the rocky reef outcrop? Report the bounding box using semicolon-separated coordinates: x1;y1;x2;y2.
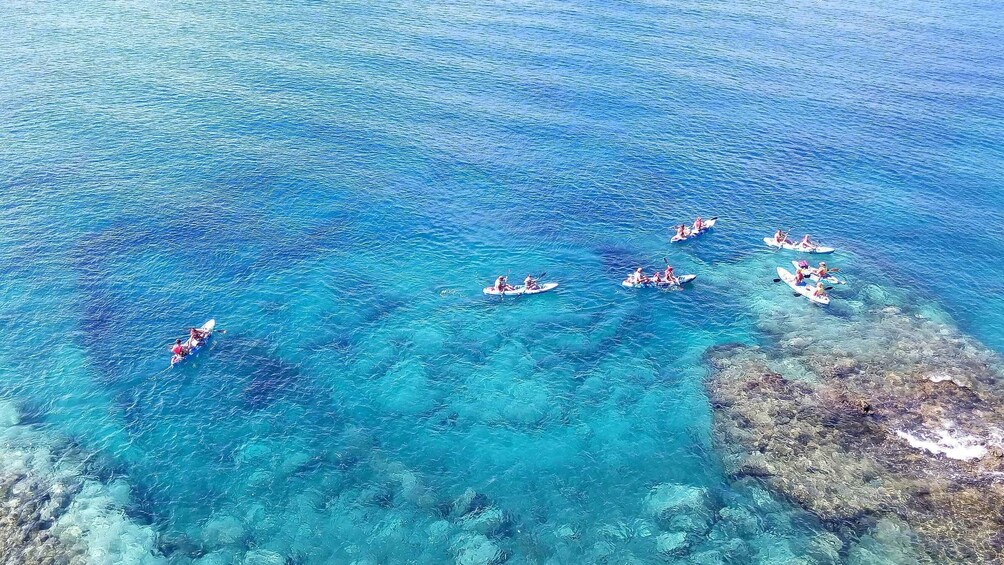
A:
0;471;84;565
705;292;1004;562
0;400;166;565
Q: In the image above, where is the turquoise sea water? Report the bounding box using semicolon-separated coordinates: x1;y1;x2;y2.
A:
2;0;1003;562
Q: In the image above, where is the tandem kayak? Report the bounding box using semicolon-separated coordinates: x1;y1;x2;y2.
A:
763;237;834;254
791;260;845;284
171;319;216;366
621;274;697;288
483;282;558;296
776;268;829;305
671;218;718;242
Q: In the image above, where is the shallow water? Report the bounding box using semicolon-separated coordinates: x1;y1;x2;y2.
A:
1;0;1003;562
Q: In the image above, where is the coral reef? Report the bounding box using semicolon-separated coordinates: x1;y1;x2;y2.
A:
705;294;1004;562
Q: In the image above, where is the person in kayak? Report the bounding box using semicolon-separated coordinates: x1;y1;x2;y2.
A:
171;339;186;358
523;274;539;290
774;229;791;245
651;271;664;284
494;275;513;292
812;281;828;298
664;265;679;285
189;327;209;345
816;261;829;278
628;267;648;285
794;268;806;285
800;234;816;249
693;216;703;232
675;224;689;239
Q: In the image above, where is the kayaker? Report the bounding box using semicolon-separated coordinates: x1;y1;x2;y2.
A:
170;339;185;358
794;268;806;285
651;272;663;284
523;274;538;290
494;275;512;292
773;229;790;245
816;261;829;277
693;216;703;232
631;267;648;284
664;265;678;285
676;224;688;239
812;282;828;298
800;234;815;249
189;327;208;344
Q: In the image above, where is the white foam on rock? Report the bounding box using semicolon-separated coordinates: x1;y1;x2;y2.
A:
895;423;988;461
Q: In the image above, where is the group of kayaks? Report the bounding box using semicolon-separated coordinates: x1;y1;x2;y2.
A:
175;220;842;365
767;229;844;305
481;219;847;307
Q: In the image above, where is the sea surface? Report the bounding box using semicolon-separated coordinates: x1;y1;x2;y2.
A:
1;0;1003;563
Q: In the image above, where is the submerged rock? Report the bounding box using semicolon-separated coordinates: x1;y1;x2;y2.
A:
243;548;286;565
203;513;246;547
654;531;688;557
705;303;1004;562
449;533;506;565
0;406;167;565
643;483;713;531
459;506;510;537
0;400;20;429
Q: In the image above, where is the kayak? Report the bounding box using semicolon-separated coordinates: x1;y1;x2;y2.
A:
171;319;216;366
671;218;718;242
776;268;829;305
483;282;558;296
763;237;834;254
790;260;845;284
621;274;697;288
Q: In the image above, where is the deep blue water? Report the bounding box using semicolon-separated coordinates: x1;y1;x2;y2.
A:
1;0;1003;563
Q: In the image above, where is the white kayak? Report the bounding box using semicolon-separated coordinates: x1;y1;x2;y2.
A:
483;282;558;296
776;268;829;305
671;218;718;242
171;319;216;366
763;237;834;254
791;261;845;284
621;274;697;288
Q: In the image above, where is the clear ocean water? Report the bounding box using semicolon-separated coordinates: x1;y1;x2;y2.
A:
1;0;1002;563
